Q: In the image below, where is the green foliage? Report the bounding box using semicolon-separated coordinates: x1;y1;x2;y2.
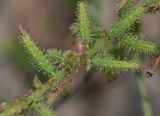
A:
108;2;157;53
32;101;56;116
73;1;94;44
85;37;107;58
33;75;42;89
117;34;157;53
2;98;28;116
0;1;159;116
90;55;139;73
46;49;80;74
19;27;55;76
1;70;66;116
117;0;135;17
108;4;145;39
145;0;160;5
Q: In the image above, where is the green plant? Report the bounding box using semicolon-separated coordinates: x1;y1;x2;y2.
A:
0;0;159;116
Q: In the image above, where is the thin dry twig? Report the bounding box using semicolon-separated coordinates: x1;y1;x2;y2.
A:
149;3;159;12
146;57;160;78
116;0;128;13
46;77;73;104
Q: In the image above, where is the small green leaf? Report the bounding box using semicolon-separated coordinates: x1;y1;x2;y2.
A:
33;75;42;89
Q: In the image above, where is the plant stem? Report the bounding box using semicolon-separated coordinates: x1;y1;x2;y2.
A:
136;72;153;116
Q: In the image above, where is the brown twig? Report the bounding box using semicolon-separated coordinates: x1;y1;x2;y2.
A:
51;70;95;110
0;103;8;113
18;24;27;34
46;77;73;105
148;3;159;12
116;0;128;13
146;57;160;78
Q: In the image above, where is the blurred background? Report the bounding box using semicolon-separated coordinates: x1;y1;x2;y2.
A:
0;0;160;116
